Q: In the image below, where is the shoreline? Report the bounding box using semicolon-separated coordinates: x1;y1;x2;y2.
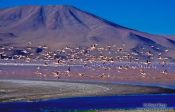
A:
2;78;175;90
1;61;175;85
1;79;175;102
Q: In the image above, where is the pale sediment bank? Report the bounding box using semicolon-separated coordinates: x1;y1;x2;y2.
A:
0;79;175;102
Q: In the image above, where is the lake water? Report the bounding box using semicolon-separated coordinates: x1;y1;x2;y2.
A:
0;61;175;111
0;94;175;112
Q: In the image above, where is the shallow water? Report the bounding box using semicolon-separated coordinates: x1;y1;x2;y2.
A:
0;61;175;111
0;94;175;112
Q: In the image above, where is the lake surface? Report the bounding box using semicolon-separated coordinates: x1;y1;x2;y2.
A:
0;94;175;112
0;61;175;111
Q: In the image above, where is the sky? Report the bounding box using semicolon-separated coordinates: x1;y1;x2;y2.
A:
0;0;175;35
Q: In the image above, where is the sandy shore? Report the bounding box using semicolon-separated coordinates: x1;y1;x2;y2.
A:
0;79;175;102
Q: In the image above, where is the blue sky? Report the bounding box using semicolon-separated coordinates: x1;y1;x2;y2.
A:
0;0;175;35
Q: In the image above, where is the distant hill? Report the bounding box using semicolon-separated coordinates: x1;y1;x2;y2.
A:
0;5;175;60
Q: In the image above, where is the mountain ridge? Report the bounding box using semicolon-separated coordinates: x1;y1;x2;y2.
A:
0;5;175;60
0;5;148;33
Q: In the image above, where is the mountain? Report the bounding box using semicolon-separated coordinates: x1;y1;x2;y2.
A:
0;5;175;60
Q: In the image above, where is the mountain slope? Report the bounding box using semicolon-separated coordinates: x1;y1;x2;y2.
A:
0;5;175;60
